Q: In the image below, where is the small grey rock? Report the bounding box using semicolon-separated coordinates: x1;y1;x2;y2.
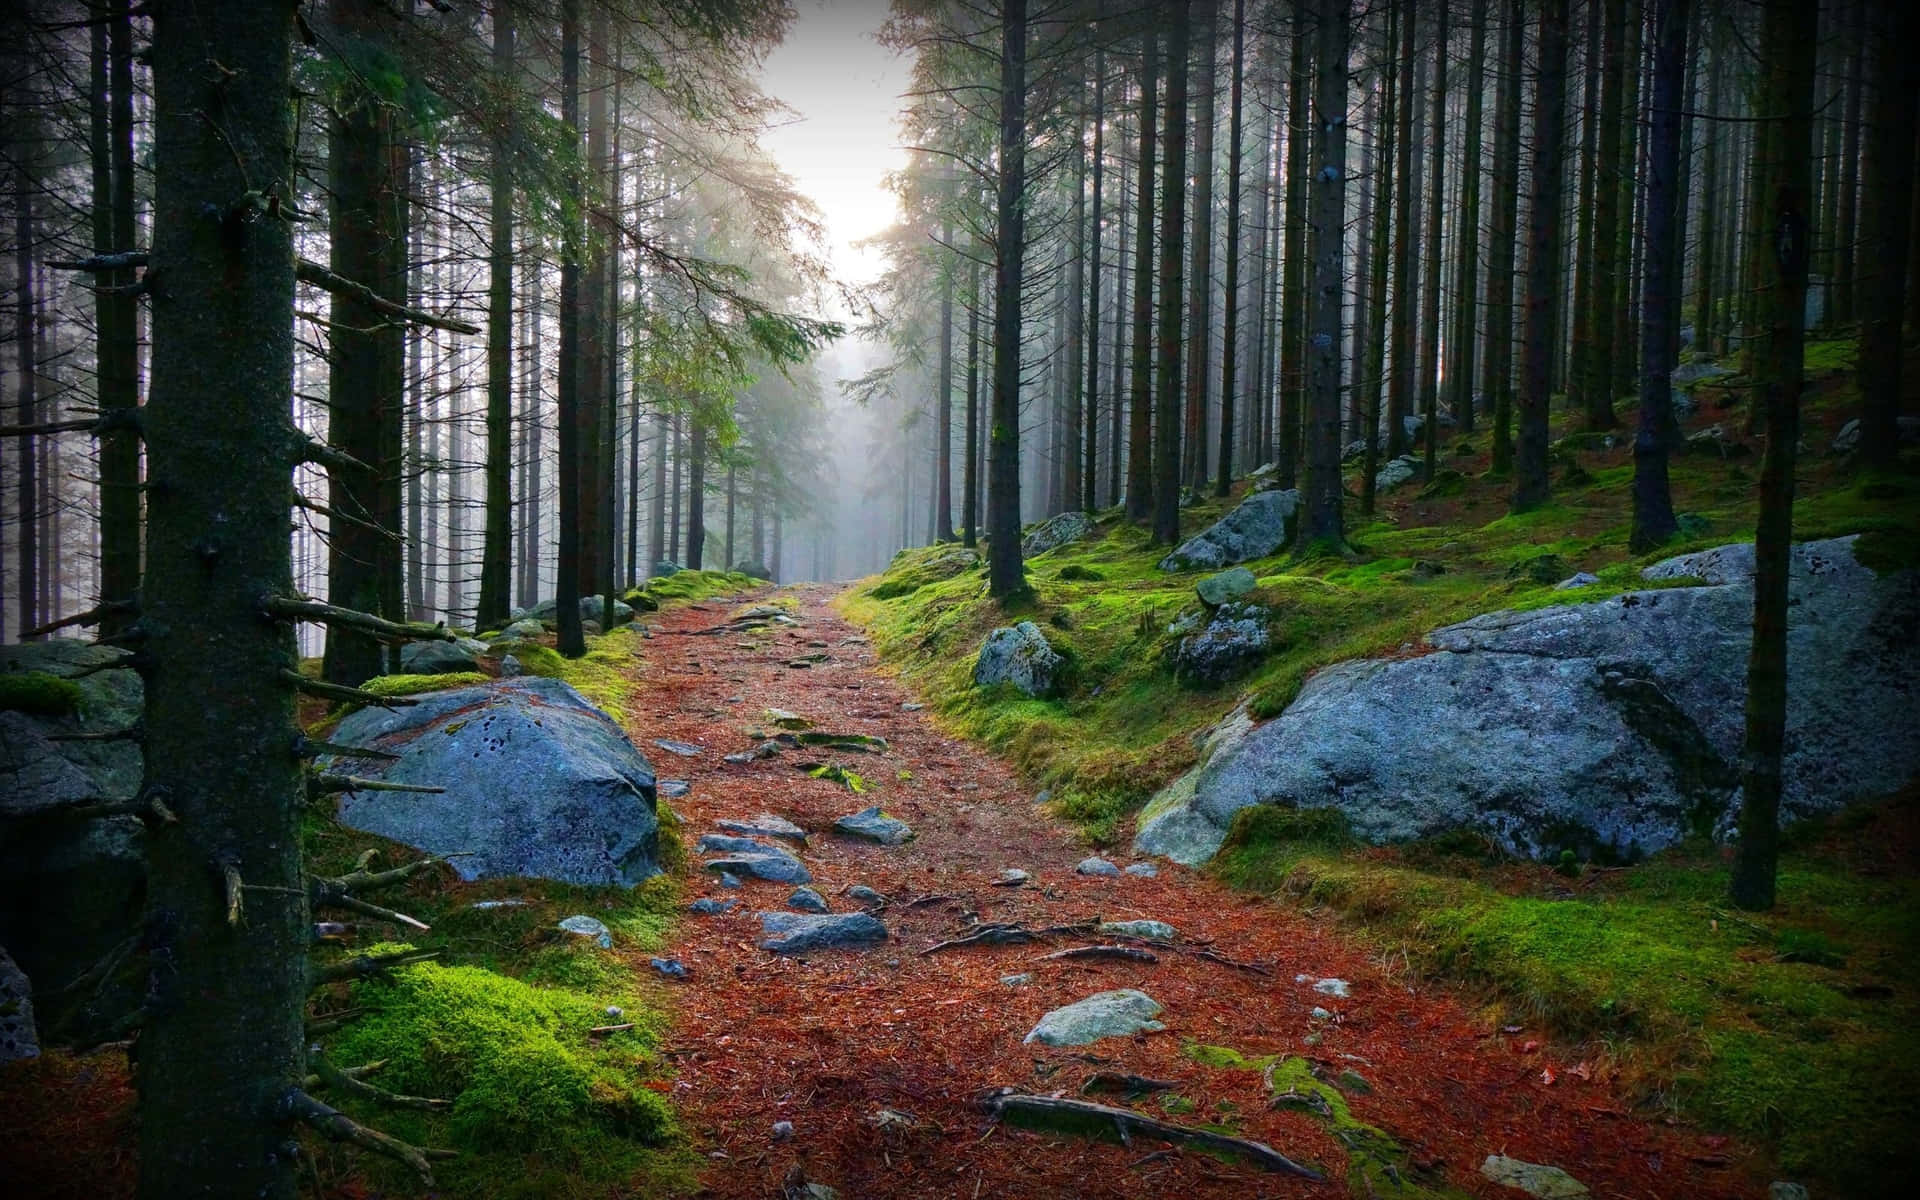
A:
901;702;924;712
689;897;738;915
992;868;1031;887
834;805;913;846
788;886;829;913
649;957;687;979
1335;1068;1372;1094
1076;856;1121;877
706;851;811;885
499;653;525;677
1768;1184;1810;1200
846;885;884;904
1312;978;1351;998
973;622;1066;698
757;912;888;954
771;1120;795;1141
1097;919;1176;941
718;872;743;889
1123;862;1159;878
1023;989;1165;1047
716;813;808;843
658;779;690;799
1034;789;1053;805
557;915;612;949
1479;1155;1590;1199
468;898;529;911
697;833;785;855
1310;1006;1334;1020
1196;566;1257;608
1000;972;1034;987
655;738;703;758
1553;572;1601;590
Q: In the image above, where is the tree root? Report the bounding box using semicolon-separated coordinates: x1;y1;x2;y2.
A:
305;1054;448;1111
313;849;465;900
285;1088;449;1185
1080;1072;1183;1097
921;921;1098;956
1039;945;1160;964
314;948;439;985
984;1090;1325;1179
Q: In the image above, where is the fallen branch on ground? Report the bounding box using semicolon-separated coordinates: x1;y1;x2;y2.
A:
921;921;1098;956
285;1088;450;1185
315;948;439;985
306;1054;448;1111
984;1090;1325;1180
1039;945;1160;965
1080;1072;1182;1096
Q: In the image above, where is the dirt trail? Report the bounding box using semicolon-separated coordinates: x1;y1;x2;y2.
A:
618;586;1754;1200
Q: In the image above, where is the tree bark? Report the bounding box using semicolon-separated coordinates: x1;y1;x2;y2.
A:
965;256;982;545
1301;0;1349;552
476;4;516;632
1183;0;1217;492
94;0;141;635
1127;29;1160;522
1278;7;1310;487
1448;0;1487;436
1362;0;1400;514
1856;0;1918;473
554;0;586;657
1152;0;1191;546
1512;0;1570;512
987;0;1029;598
138;2;307;1194
1085;47;1106;510
1215;0;1246;496
1417;1;1448;479
1630;0;1686;553
687;419;706;569
1386;0;1417;460
13;117;37;640
1485;0;1522;475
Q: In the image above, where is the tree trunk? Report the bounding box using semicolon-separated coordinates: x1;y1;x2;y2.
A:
987;0;1030;597
937;220;955;540
13;126;37;640
1386;0;1417;460
555;0;586;658
1216;0;1246;496
575;2;610;596
1127;29;1160;523
964;257;982;545
1449;0;1487;436
649;408;667;568
1485;0;1522;475
1693;36;1722;356
474;5;517;631
95;0;141;634
1278;8;1309;487
322;0;408;684
1856;0;1918;472
1418;1;1448;478
1085;47;1106;510
1065;130;1086;514
1152;0;1191;547
1512;0;1570;512
1582;0;1627;431
687;419;706;569
1110;127;1130;508
1630;0;1686;553
1301;0;1349;551
1568;0;1603;428
1610;0;1645;402
1729;0;1817;913
1362;0;1400;514
1183;0;1217;492
138;2;308;1194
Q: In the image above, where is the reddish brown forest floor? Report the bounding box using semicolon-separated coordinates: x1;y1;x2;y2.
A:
624;585;1762;1200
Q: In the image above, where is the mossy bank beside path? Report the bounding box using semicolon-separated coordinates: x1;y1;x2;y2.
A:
620;587;1761;1200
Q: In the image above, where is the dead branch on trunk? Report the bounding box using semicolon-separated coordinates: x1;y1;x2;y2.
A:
313;890;430;932
307;773;445;800
306;1054;449;1111
293;433;371;475
285;1088;448;1185
1038;945;1160;965
265;597;453;644
20;597;138;637
315;948;439;985
282;669;419;709
313;849;466;899
984;1090;1325;1180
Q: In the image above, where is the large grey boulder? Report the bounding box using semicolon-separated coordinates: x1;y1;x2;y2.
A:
495;618;546;641
0;945;35;1063
1196;566;1257;608
325;676;660;886
0;642;146;1038
974;622;1066;698
1022;510;1094;557
834;806;914;845
1374;454;1420;494
399;636;488;674
1023;989;1166;1047
757;912;887;954
1137;537;1920;865
1158;489;1298;572
1173;603;1272;687
523;595;635;630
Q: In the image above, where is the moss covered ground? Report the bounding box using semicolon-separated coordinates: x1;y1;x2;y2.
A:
840;338;1920;1195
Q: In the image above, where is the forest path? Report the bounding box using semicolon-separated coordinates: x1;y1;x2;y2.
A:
615;586;1753;1200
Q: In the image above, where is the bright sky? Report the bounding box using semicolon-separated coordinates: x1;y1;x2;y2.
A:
756;0;912;309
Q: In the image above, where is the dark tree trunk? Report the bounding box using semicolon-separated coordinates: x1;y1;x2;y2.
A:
1584;0;1626;431
1630;0;1687;553
1216;0;1246;496
1278;7;1309;487
476;3;516;632
669;413;683;560
1362;0;1400;515
1449;0;1487;436
1127;29;1160;522
937;221;954;541
964;257;981;545
13;130;36;640
1831;2;1864;326
1386;0;1417;460
1301;0;1349;552
1418;1;1448;479
1568;0;1603;427
1512;0;1570;512
322;0;408;685
1183;0;1217;492
1085;47;1106;510
1485;0;1523;476
1729;0;1817;913
1065;130;1086;514
1857;0;1918;472
575;3;611;596
1610;0;1644;402
1109;132;1130;507
96;0;140;634
137;3;307;1194
1693;38;1722;355
987;0;1029;598
686;419;706;569
649;408;667;568
1152;0;1191;547
555;0;586;658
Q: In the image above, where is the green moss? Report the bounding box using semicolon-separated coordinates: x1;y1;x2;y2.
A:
642;568;757;605
490;640;565;676
1056;563;1106;582
0;670;82;716
357;671;489;699
330;958;671;1152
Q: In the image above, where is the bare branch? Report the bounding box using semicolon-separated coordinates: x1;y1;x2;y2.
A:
295;259;480;335
306;772;445;799
263;595;453;643
284;1088;444;1185
315;948;440;986
306;1054;449;1110
985;1091;1324;1179
281;669;419;709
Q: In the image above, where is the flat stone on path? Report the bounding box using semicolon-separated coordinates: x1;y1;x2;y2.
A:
992;868;1031;887
1023;989;1166;1047
757;912;888;954
716;814;808;843
658;779;690;798
689;898;737;915
697;834;787;855
705;851;811;884
834;805;913;845
788;886;829;912
1480;1155;1591;1198
1098;919;1177;941
1124;862;1159;878
1076;856;1121;877
655;738;704;757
